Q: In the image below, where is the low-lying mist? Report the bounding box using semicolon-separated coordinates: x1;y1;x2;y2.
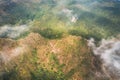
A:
88;38;120;80
0;25;29;39
0;46;25;63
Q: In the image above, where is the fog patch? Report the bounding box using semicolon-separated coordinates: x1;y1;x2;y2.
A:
61;8;78;23
0;45;27;63
88;38;120;80
0;25;29;39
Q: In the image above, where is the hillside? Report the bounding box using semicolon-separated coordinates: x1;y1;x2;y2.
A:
0;0;120;80
0;0;120;39
0;33;92;80
0;33;110;80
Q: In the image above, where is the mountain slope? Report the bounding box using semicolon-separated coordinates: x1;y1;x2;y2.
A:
0;33;105;80
0;0;120;80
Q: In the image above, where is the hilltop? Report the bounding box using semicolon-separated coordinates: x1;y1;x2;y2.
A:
0;33;108;80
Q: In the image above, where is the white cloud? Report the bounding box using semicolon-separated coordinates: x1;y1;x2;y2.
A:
0;25;29;38
88;38;120;79
62;8;78;23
